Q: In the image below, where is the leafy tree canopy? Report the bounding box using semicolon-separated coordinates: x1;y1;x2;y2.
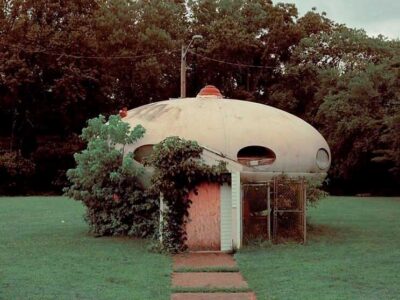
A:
1;0;399;194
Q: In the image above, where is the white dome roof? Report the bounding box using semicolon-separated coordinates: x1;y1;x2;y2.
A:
123;95;330;175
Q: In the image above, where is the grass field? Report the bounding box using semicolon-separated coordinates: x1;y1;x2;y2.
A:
236;196;400;300
1;196;399;300
0;197;171;300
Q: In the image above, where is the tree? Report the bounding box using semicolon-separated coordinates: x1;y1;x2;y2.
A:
0;0;187;143
0;0;115;140
265;24;400;193
315;59;400;193
98;0;187;106
1;0;399;195
187;0;305;99
0;0;187;193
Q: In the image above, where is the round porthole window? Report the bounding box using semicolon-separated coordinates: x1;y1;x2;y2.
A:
134;144;154;163
237;146;276;167
316;148;330;169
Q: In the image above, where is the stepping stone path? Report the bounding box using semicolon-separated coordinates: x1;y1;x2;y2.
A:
171;253;256;300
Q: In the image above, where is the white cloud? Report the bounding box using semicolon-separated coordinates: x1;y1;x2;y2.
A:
365;19;400;39
281;0;400;39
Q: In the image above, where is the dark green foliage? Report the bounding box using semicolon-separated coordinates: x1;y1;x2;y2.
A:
307;179;329;207
315;58;400;193
64;117;227;249
64;114;157;237
273;174;327;207
0;0;187;194
187;0;306;98
1;1;399;195
0;151;35;194
34;135;84;193
147;137;228;252
267;27;400;194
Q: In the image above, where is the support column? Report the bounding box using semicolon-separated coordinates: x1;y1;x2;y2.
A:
231;172;241;249
159;194;164;243
220;183;232;251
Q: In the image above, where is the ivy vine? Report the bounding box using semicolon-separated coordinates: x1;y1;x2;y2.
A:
147;136;228;253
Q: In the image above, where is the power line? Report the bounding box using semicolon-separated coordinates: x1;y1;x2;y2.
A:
51;49;181;60
0;42;180;60
188;50;276;69
1;41;277;69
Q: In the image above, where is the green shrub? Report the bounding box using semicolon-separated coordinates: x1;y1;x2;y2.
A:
34;135;84;193
0;151;36;194
307;178;328;206
64;114;157;237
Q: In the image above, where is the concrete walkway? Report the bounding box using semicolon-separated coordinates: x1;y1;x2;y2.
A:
171;253;256;300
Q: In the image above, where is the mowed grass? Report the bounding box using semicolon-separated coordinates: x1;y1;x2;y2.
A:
2;196;400;300
0;197;171;300
236;196;400;300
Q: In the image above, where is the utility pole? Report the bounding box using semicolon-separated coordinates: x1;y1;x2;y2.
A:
180;45;186;98
180;35;203;98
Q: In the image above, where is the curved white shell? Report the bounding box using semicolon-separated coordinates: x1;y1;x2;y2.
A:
123;97;330;175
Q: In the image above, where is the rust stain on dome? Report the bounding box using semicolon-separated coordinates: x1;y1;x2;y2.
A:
128;103;181;121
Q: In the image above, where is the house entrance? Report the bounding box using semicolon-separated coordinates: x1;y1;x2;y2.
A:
185;183;221;251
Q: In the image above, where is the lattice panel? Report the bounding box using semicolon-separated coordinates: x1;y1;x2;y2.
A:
272;179;306;243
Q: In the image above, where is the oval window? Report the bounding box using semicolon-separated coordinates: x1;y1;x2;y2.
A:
134;144;154;163
316;148;330;169
237;146;276;167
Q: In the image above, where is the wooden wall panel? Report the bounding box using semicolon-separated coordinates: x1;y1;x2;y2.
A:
186;183;220;251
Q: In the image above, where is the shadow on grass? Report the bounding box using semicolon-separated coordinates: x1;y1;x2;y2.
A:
307;223;353;244
308;223;339;237
242;224;352;252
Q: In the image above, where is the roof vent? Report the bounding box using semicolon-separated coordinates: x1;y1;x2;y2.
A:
196;85;223;98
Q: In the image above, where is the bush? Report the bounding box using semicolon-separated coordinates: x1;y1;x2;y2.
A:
34;135;84;193
0;151;35;194
306;178;328;206
64;114;157;237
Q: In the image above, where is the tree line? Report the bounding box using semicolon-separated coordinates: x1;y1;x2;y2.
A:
0;0;399;195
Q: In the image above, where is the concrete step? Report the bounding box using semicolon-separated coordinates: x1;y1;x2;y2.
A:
172;272;248;289
173;253;236;269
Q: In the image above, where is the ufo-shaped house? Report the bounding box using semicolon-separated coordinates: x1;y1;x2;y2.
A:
123;86;330;251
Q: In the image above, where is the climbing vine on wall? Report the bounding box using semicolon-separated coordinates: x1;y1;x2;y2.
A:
147;136;228;253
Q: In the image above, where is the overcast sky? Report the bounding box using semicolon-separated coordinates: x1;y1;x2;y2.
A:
281;0;400;39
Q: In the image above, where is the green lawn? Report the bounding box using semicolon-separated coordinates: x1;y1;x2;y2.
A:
0;197;171;300
1;196;399;300
236;196;400;300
